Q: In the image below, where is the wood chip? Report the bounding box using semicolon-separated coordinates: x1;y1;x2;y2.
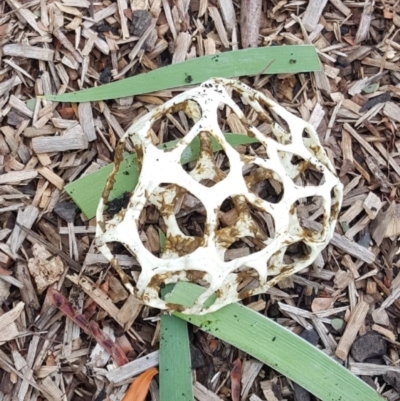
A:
302;0;328;32
363;192;383;220
32;132;88;153
194;381;224;401
105;351;159;383
335;300;369;360
3;44;54;61
208;7;230;48
355;0;375;44
67;274;125;326
0;170;38;185
78;103;96;141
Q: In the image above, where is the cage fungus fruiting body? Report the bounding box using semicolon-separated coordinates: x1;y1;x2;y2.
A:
96;78;343;315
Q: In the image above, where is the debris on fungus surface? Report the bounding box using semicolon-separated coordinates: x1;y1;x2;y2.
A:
96;78;343;315
28;243;64;294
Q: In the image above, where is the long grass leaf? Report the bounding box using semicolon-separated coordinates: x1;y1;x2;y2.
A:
65;134;258;218
160;312;194;401
44;46;320;102
165;283;385;401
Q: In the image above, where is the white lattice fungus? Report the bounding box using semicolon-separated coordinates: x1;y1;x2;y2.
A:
96;78;343;315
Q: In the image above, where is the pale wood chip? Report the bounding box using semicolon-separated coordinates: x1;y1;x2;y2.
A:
84;253;139;266
194;381;224;401
172;31;192;63
0;76;22;98
363;192;383;220
383;101;400;123
361;57;399;72
0;302;24;343
3;44;54;61
105;351;159;383
355;0;375;44
349;362;400;376
260;379;280;401
7;205;39;253
37;167;65;190
8;95;34;118
39;375;64;400
32;132;88;153
302;0;328;32
329;0;351;16
53;29;83;63
241;359;264;400
335;300;369;360
6;0;47;36
161;0;177;41
217;0;236;32
117;0;129;39
208;7;229;48
0;170;38;185
372;324;396;341
78;102;96;141
308;103;325;130
117;294;142;330
80;30;98;56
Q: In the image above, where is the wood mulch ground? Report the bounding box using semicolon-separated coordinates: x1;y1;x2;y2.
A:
1;0;400;400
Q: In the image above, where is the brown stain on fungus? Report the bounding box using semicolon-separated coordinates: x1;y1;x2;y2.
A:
164;234;205;256
102;141;125;204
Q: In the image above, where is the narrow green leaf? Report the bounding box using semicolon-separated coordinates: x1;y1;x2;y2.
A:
160;306;194;401
44;46;320;102
159;225;193;401
165;283;385;401
65;134;258;219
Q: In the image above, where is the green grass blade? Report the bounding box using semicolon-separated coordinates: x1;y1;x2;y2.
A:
44;46;320;102
159;229;194;401
165;283;385;401
160;307;194;401
65;134;258;219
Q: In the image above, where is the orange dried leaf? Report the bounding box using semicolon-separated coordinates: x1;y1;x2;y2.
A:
121;367;158;401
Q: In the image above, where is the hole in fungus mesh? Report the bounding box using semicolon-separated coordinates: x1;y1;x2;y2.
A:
106;192;130;217
173;189;206;237
243;163;284;204
217;196;274;260
149;100;202;145
180;131;230;187
234;268;260;300
278;152;325;184
140;183;206;257
254;98;291;145
137;202;166;257
292;196;326;235
153;270;211;301
100;242;140;274
218;89;284;146
283;241;312;264
217;196;238;230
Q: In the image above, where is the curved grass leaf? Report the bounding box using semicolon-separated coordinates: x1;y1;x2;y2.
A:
44;46;320;102
165;283;385;401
